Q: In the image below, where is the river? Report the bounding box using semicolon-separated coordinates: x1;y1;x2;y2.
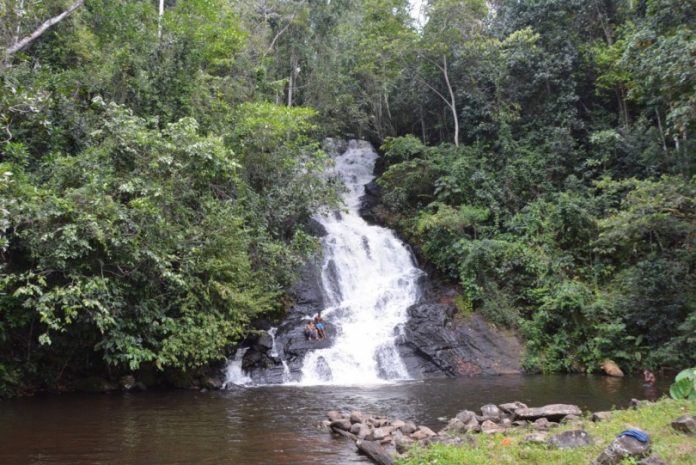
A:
0;375;665;465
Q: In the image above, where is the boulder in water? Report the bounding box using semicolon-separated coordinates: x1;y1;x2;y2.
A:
600;360;624;377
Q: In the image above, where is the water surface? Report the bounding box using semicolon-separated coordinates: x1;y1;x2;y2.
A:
0;375;666;465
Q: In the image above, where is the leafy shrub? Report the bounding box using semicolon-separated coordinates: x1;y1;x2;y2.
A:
670;368;696;401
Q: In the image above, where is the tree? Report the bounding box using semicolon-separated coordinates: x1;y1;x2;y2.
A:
3;0;84;64
418;0;487;146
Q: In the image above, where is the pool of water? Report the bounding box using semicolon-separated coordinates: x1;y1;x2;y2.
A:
0;375;666;465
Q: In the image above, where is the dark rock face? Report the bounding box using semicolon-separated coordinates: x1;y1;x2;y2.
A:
397;303;522;378
359;180;383;225
322;137;349;156
241;252;330;383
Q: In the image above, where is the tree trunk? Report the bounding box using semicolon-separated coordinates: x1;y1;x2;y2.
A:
355;440;394;465
4;0;84;63
158;0;165;40
287;52;297;107
442;55;459;146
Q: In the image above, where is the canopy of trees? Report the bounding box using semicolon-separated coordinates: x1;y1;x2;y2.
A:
1;0;693;395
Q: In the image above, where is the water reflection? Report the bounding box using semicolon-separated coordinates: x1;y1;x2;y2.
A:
0;375;669;465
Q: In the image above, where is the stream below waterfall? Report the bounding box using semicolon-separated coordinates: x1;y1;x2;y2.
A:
0;375;666;465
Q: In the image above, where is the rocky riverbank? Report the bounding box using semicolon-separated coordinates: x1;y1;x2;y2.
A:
323;399;695;465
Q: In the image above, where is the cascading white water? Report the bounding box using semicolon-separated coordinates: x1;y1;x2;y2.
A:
299;140;423;385
223;347;252;387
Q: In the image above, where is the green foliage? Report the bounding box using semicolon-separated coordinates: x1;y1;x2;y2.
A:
670;368;696;401
0;0;340;395
373;0;696;375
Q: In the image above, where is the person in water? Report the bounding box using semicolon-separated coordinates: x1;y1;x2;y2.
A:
304;321;318;341
314;312;326;340
643;369;656;386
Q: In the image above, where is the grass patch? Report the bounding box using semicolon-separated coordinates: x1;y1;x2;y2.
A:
398;399;695;465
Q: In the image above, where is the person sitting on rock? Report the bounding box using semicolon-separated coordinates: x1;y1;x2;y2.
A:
304;321;318;341
314;312;326;340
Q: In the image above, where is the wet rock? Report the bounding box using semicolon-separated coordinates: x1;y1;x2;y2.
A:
499;401;528;416
523;432;548;444
409;430;430;441
397;304;522;378
591;430;651;465
533;418;559;430
394;435;415;454
515;404;582;421
327;411;344;422
418;426;437;437
390;420;405;430
400;421;417;435
455;410;478;423
373;426;396;440
119;375;136;390
306;217;328;237
600;360;624;377
350;423;363;435
591;411;613;422
369;418;390;428
322;137;348;156
331;419;352;431
440;416;479;434
201;376;223;390
562;414;582;424
481;404;502;421
359;180;383;225
76;376;118;393
357;424;372;440
410;426;436;441
254;332;274;351
481;420;506;434
548;430;594;449
350;411;369;424
671;415;696;434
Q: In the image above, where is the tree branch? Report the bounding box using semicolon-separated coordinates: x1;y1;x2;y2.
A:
415;74;452;110
263;13;296;59
5;0;85;61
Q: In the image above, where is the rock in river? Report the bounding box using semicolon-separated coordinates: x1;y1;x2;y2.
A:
515;404;582;421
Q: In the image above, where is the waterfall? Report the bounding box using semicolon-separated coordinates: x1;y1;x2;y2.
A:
223;347;252;387
299;140;423;385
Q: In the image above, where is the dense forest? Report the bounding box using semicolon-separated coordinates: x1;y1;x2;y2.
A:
0;0;694;396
